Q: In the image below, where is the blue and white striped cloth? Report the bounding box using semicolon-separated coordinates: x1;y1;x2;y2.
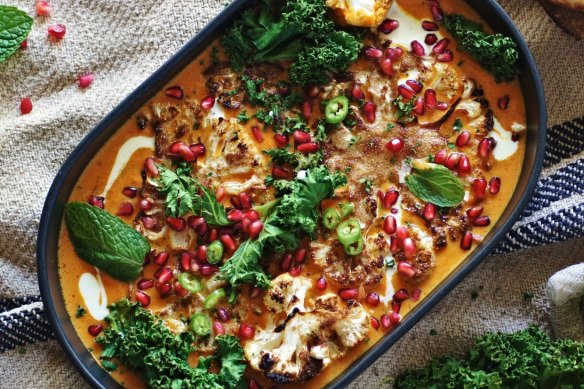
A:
1;115;584;353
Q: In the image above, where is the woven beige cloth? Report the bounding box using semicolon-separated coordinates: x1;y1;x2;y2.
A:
0;0;583;387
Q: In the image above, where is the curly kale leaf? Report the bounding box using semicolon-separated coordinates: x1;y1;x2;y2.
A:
97;299;246;389
444;14;519;82
263;147;323;172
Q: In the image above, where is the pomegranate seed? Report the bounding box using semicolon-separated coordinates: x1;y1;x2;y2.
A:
436;50;454;62
380;314;391;328
388;311;401;325
294;248;307;263
248;220;264;239
365;46;383;59
366;292;380;306
293;130;311;144
489;177;501;194
144;157;159;176
390;236;400;253
142;216;157;230
167;217;186;231
398;261;416;278
467;206;484;218
472;178;488;199
351;83;365;100
248;378;261;389
137;278;155;290
217;307;230;322
379;57;395;76
472;216;491;227
239;192;252;209
393;288;409;302
208;228;218;243
122;186;137;198
189;143;206;157
157;267;173;283
396;226;409;240
201;96;215;110
88;195;105;209
20;39;28;49
456;130;471;147
280;253;292;272
460;231;473;250
411;288;422;302
251;126;264;143
406;79;423;94
200;264;218;276
239;323;255;340
339;288;359;300
383;189;400;208
178;144;196;162
88;325;103;337
220;234;237;252
425;33;438;45
153;251;169;266
297;142;319;154
387;46;404;59
272;165;290;179
403;238;417;258
458;155;471;174
174;281;189;297
437;102;449;110
156;282;173;296
363;102;377;123
180;252;192;271
431;5;444;21
498;95;510;110
386;138;404;152
306;85;320;98
20;98;33;114
383;215;397;234
379;18;399;34
230;195;242;209
135;291;151;307
371;317;380;329
422;20;439;31
432;38;450;54
243;210;260;222
423;203;437;221
36;1;52;16
165;86;184;99
398;84;415;100
213;321;226;335
316;277;327;291
196;246;208;263
445;153;461;170
302;100;312;120
411;40;425;56
392;301;401;313
228;209;243;223
424;89;437;110
414;96;425;115
434;149;448;165
214;187;226;203
289;264;302;276
48;24;66;39
78;73;94;89
187;215;206;230
117;202;134;216
274;133;288;148
478;138;495;158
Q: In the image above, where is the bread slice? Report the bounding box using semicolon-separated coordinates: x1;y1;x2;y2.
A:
538;0;584;40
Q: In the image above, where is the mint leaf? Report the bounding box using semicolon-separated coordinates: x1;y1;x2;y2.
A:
405;160;465;207
64;202;150;281
0;6;33;62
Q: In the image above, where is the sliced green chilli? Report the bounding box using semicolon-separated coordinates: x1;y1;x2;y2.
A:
189;313;211;336
178;272;202;293
325;96;350;124
344;238;363;256
336;218;362;247
206;240;224;264
204;288;227;310
339;202;354;218
323;208;341;230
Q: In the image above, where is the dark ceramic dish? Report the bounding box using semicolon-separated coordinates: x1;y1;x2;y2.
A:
37;1;546;388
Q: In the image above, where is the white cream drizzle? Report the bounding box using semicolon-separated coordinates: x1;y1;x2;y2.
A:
385;2;443;52
103;136;155;197
208;103;226;120
489;118;519;161
79;268;109;320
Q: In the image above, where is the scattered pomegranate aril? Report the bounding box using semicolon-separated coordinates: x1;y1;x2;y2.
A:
20;97;33;114
239;323;255;340
472;216;491;227
243;209;260;222
167;217;186;231
215;186;226;202
200;264;218;276
436;50;454;62
431;5;444;21
213;321;226;335
380;314;391;328
174;281;189;297
392;301;401;314
251;126;264;143
434;149;448;165
366;292;380;306
498;95;510;110
460;231;473;250
379;57;395;76
187;215;206;230
297;142;320;154
444;153;461;170
396;226;409;241
383;189;400;208
437;102;449;110
227;209;243;223
48;24;66;39
411;40;425;56
422;20;439;31
466;206;484;219
217;307;230;322
289;264;301;276
458;154;471;174
383;215;397;234
274;133;288;148
135;291;151;307
230;195;242;209
302;100;312;120
294;248;307;263
88;325;103;337
411;288;422;302
280;253;292;272
398;261;416;278
432;38;450;55
208;228;218;243
293;130;311;144
179;252;192;271
78;73;94;89
117;202;134;216
386;138;404;152
157;267;173;283
239;192;252;209
220;234;237;252
424;89;437;110
402;238;417;258
388;311;401;325
316;277;327;291
363;101;377;123
196;246;209;263
423;203;437;221
190;142;206;157
425;33;438;45
201;96;215;110
153;251;169;266
137;279;155;290
393;288;409;302
248;220;264;239
489;177;501;194
339;288;359;300
36;1;52;16
122;186;137;198
156;282;172;296
406;79;423;94
414;96;425;115
165;86;184;100
351;83;365;100
364;46;383;59
472;178;488;199
478;138;495;158
88;195;105;209
20;39;28;49
456;130;471;147
144;157;159;176
379;18;399;34
371;317;380;329
390;236;400;253
306;85;320;98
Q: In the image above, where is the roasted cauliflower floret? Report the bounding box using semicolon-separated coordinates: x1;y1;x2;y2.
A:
245;293;369;384
264;273;312;314
326;0;393;27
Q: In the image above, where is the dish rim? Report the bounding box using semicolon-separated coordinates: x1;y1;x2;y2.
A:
37;0;547;388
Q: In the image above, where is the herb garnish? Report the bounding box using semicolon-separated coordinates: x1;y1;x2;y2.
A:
236;110;251;123
453;118;463;133
405;160;465;208
264;147;322;172
393;96;416;124
0;6;33;62
76;306;87;318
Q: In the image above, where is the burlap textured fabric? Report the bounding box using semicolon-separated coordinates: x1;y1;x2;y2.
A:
0;0;583;387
